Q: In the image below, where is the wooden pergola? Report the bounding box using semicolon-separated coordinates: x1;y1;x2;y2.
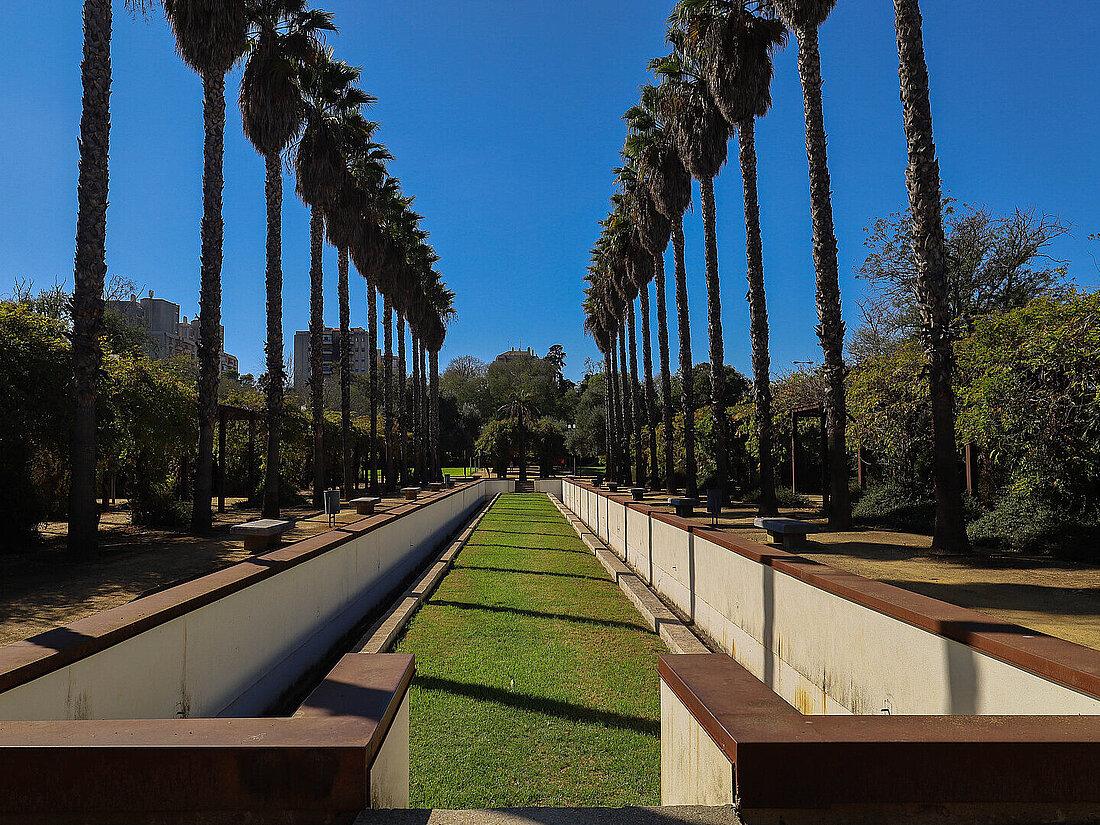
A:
216;404;261;513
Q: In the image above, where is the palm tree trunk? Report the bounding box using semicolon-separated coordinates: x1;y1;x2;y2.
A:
738;119;778;515
307;206;325;507
608;341;621;481
627;301;645;486
894;0;970;555
653;252;674;493
192;72;227;532
794;24;851;528
672;220;696;499
261;150;284;518
367;281;378;494
419;341;429;481
411;336;421;482
640;282;659;489
383;297;394;489
700;177;728;499
617;325;633;486
603;350;616;481
429;348;440;481
397;312;408;486
338;247;352;496
68;0;112;556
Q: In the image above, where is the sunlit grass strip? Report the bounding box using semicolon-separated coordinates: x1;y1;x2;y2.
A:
395;493;664;808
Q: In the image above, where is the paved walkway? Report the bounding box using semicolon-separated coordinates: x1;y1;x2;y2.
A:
355;807;738;824
395;493;669;809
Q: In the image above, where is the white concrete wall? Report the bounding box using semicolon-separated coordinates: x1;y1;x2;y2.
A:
0;483;491;722
369;692;410;809
563;481;1100;716
660;681;734;806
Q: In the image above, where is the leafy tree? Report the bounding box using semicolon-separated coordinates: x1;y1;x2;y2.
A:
855;203;1069;359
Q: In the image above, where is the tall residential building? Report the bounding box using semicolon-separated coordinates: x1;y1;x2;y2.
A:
107;291;239;375
292;327;394;391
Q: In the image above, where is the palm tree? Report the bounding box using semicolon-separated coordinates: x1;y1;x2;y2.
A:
652;43;732;500
240;0;333;517
625;85;695;496
67;0;116;556
162;0;250;531
893;0;969;555
764;0;850;526
294;50;373;505
677;0;786;514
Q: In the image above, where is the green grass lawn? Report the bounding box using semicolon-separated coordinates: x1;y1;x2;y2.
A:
395;493;665;809
441;466;480;477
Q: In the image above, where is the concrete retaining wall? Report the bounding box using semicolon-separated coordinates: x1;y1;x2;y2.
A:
562;480;1100;715
0;482;490;721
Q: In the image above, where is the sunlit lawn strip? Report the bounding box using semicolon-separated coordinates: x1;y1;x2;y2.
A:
396;493;664;808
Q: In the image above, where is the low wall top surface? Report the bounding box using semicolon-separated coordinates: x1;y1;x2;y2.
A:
0;481;482;700
566;480;1100;704
660;652;1100;810
0;653;414;819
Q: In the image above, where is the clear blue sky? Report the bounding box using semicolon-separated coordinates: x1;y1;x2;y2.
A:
1;1;1098;381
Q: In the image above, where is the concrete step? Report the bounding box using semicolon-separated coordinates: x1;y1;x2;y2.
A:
355;806;739;824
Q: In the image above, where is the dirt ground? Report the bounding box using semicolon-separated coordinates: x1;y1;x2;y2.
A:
0;492;422;647
658;498;1100;652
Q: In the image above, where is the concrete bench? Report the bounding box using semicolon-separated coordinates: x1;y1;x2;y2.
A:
754;517;813;550
427;482;443;492
630;487;646;501
350;496;381;515
401;487;420;501
605;482;619;492
230;518;292;553
669;497;694;517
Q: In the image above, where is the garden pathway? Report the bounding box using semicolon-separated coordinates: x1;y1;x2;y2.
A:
394;493;669;809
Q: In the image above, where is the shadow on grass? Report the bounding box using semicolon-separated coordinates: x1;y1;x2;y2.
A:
451;564;609;583
430;600;645;632
414;674;659;737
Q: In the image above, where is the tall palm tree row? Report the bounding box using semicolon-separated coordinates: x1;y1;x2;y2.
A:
651;39;733;500
583;0;971;549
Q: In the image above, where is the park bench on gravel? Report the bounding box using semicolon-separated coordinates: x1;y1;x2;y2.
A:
754;517;813;550
230;518;292;553
350;496;381;515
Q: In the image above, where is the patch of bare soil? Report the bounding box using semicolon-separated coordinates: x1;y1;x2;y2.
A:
0;494;413;646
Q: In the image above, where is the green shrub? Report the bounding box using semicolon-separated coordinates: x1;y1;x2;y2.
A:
968;489;1099;560
131;481;192;529
774;485;811;509
853;482;935;533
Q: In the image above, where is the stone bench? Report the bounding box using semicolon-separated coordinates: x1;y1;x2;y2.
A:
350;496;382;515
668;497;694;517
230;518;292;553
630;487;646;501
401;487;420;501
754;517;813;550
605;482;619;493
427;482;443;492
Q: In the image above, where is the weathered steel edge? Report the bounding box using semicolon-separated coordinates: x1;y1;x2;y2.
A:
573;480;1100;699
0;480;482;693
0;653;414;819
658;653;1100;809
